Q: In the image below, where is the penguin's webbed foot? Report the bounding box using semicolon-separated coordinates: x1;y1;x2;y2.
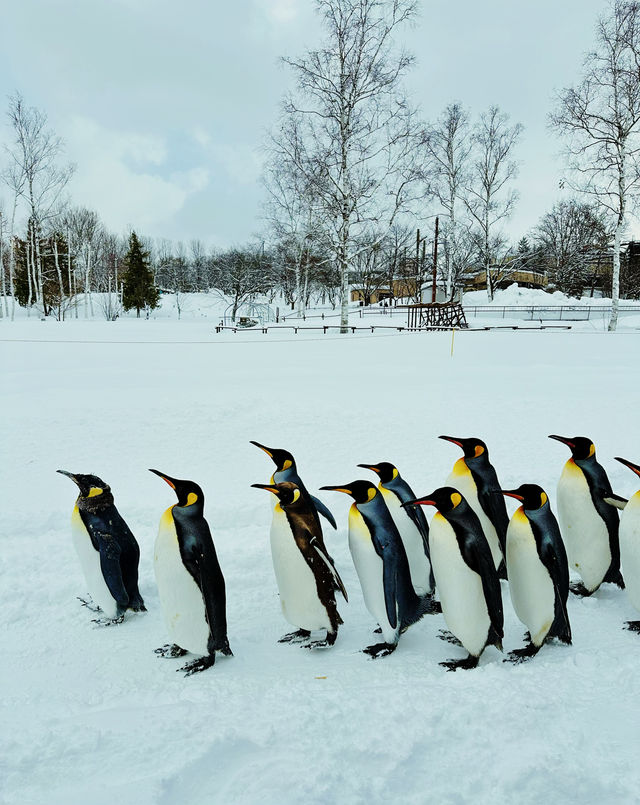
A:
304;629;337;649
129;599;147;612
570;582;593;597
91;614;125;627
77;596;101;613
438;629;462;646
155;643;188;658
180;654;215;676
278;629;311;644
440;654;479;672
624;620;640;633
504;643;540;664
362;642;397;659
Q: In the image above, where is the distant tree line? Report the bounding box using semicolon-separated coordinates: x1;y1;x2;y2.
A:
2;1;640;328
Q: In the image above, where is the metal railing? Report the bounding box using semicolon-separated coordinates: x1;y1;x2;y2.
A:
464;304;640;321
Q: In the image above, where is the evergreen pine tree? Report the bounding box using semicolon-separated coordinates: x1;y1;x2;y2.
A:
122;231;159;317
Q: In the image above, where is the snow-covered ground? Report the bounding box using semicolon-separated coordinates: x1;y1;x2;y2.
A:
2;318;640;805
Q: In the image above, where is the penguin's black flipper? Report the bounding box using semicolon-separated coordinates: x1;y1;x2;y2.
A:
536;531;572;644
181;529;230;654
310;495;337;530
477;482;509;556
311;539;348;602
97;539;130;613
381;558;399;632
462;537;504;644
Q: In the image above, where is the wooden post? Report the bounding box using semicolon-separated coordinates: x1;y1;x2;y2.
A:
432;216;439;303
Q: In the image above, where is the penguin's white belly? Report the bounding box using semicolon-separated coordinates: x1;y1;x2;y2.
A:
557;463;611;592
380;488;433;596
506;512;555;646
620;491;640;612
348;505;398;645
154;508;210;656
270;507;330;631
71;506;119;619
430;514;490;657
446;465;503;570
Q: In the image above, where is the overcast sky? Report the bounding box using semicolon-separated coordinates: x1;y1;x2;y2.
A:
0;0;619;249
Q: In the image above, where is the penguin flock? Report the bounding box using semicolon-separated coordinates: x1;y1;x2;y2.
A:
57;435;640;675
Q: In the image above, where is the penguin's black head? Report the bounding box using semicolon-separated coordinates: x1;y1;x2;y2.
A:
549;435;595;461
251;481;302;507
501;484;549;510
320;481;378;504
615;456;640;478
250;441;296;472
439;435;488;461
402;486;464;514
57;470;111;499
149;469;205;508
357;462;397;483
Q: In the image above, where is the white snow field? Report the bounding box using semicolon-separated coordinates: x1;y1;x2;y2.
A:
2;318;640;805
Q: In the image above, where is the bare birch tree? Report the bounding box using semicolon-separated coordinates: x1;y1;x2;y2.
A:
2;94;74;313
425;103;474;297
464;106;522;300
272;0;427;332
550;0;640;330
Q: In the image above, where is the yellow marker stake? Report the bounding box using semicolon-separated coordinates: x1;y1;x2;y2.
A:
451;327;456;357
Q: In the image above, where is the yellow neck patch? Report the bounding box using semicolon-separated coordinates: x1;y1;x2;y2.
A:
185;492;198;506
474;445;485;458
282;459;292;470
588;444;595;458
87;487;103;498
391;467;398;480
540;491;548;507
450;492;462;508
367;487;377;501
292;488;301;503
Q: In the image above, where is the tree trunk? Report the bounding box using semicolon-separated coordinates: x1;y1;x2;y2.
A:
484;206;492;301
609;148;626;333
53;239;64;321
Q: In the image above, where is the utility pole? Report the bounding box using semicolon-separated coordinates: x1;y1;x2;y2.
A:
431;216;439;303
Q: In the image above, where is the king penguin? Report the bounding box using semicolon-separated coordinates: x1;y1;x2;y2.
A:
549;435;624;595
358;462;436;599
251;481;347;647
149;469;232;675
250;440;337;529
501;484;571;661
440;436;508;578
57;470;146;624
614;456;640;633
321;481;432;658
404;487;503;670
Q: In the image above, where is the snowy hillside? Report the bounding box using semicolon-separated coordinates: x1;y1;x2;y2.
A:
2;320;640;804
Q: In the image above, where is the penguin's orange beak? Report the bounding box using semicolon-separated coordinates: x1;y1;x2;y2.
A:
250;441;274;458
251;483;280;496
357;463;379;474
501;489;524;501
615;457;640;478
402;496;435;508
439;436;463;447
549;435;575;449
148;469;176;489
320;485;353;495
